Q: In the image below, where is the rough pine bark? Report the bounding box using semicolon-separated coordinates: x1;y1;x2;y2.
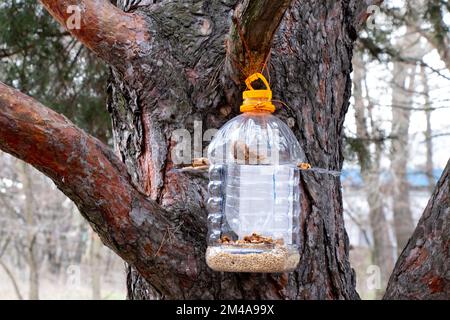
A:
352;53;394;293
384;159;449;299
389;28;428;255
18;162;40;300
390;59;415;255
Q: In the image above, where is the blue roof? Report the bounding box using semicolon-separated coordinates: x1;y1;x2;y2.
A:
341;168;443;187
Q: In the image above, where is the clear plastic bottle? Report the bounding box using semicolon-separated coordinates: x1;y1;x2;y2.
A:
206;73;305;273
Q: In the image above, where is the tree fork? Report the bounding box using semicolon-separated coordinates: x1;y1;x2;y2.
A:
225;0;293;79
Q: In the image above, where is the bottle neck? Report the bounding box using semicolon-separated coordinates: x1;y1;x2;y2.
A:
240;97;275;113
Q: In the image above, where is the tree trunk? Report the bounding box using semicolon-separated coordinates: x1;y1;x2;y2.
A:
17;162;40;300
390;60;415;256
89;232;102;300
390;27;430;256
420;65;435;193
384;159;450;299
421;0;450;71
0;259;24;300
0;0;386;300
352;53;394;294
110;0;359;299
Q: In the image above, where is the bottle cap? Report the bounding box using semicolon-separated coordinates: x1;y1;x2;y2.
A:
240;73;275;113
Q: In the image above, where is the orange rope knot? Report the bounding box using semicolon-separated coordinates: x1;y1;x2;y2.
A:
240;73;275;113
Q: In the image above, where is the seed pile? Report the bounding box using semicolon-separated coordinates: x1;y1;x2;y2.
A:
219;233;284;245
207;233;299;273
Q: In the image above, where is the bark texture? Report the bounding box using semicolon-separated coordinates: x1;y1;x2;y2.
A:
384;159;450;300
39;0;150;68
226;0;293;80
0;0;389;300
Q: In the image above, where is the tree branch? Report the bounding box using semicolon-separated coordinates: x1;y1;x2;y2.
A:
359;35;450;81
384;158;450;299
349;0;384;33
39;0;150;68
0;82;195;297
224;0;383;79
226;0;293;80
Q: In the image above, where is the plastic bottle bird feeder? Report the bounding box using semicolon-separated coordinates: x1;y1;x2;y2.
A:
206;73;306;273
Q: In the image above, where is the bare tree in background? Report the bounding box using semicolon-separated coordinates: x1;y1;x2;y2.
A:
389;27;430;255
389;58;415;255
420;65;435;193
88;232;103;300
0;237;24;300
0;159;43;300
352;52;394;294
17;162;41;300
0;152;124;299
